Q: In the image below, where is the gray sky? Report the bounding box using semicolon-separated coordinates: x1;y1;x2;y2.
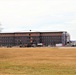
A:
0;0;76;40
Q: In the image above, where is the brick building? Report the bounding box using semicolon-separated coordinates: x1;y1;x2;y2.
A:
0;31;70;46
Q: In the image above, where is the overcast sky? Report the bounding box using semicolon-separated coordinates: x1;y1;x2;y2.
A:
0;0;76;40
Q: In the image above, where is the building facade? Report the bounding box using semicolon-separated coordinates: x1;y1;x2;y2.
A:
0;31;70;46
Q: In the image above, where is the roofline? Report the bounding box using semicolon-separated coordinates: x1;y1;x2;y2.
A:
0;31;67;34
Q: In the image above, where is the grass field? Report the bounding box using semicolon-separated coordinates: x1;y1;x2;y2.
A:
0;47;76;75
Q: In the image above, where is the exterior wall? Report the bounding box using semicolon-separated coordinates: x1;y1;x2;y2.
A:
0;33;15;46
61;32;70;45
0;31;70;46
65;32;70;43
40;32;62;46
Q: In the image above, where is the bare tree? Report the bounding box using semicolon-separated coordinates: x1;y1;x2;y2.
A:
0;23;3;32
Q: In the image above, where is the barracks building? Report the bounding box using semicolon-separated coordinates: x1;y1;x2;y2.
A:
0;31;70;46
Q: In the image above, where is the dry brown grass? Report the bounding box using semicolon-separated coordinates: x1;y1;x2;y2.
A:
0;47;76;75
